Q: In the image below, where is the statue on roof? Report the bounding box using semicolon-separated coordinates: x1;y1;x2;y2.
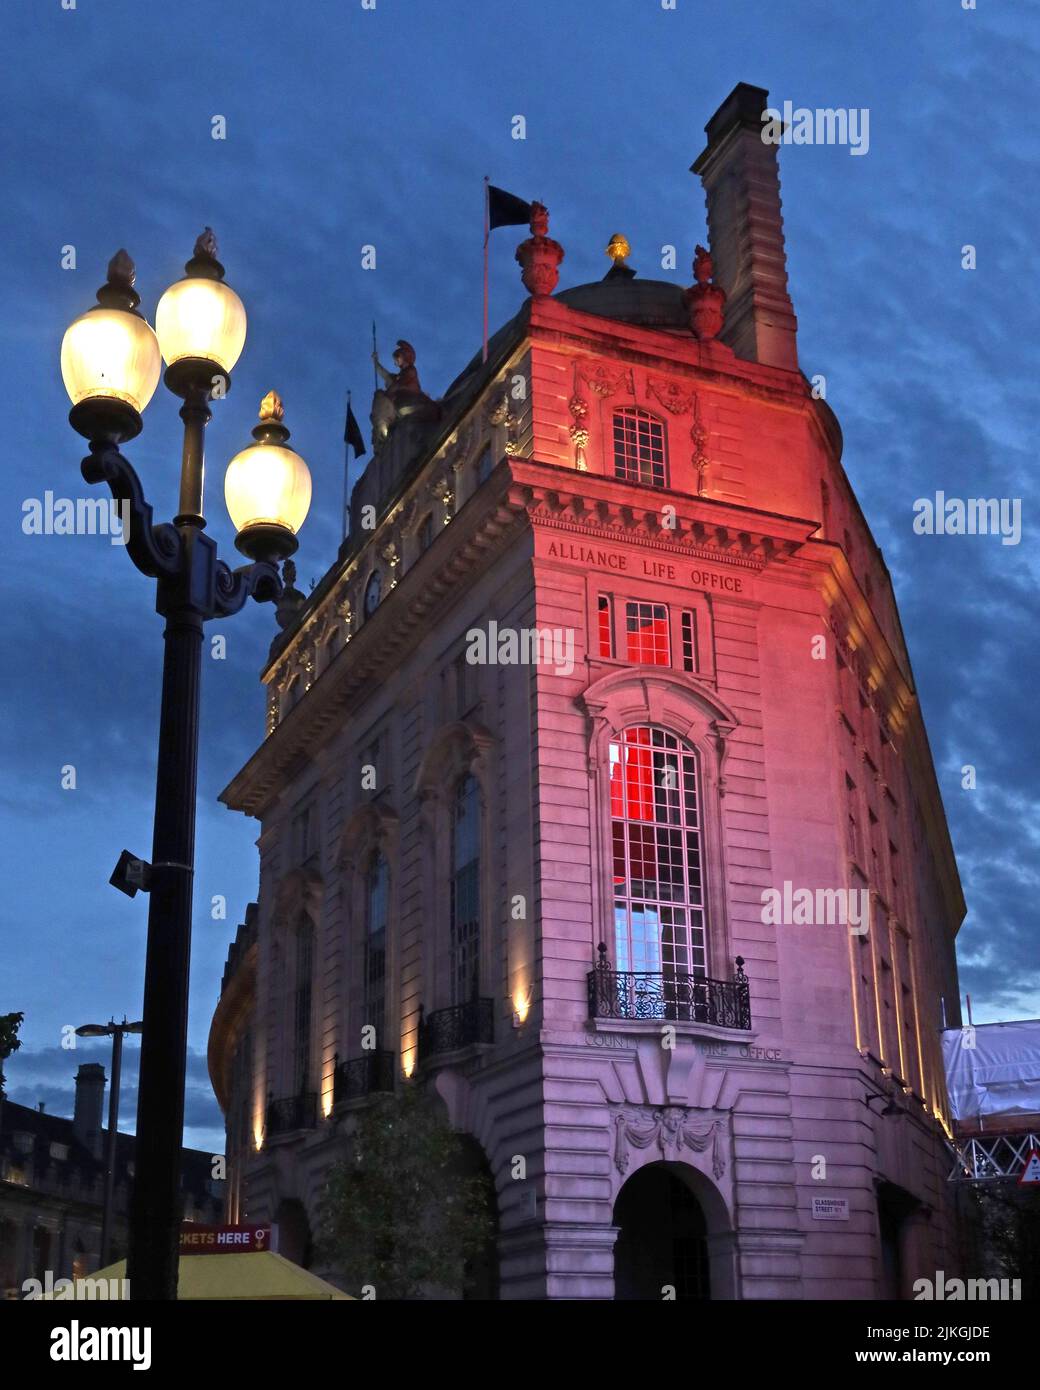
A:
370;339;439;449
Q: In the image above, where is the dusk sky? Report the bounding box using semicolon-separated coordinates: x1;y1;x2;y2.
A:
1;0;1036;1155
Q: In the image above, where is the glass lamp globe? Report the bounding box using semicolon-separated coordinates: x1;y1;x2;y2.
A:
155;228;247;397
225;391;311;561
61;250;161;442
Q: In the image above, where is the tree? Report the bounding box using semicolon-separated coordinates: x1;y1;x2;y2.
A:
0;1012;23;1094
317;1086;495;1299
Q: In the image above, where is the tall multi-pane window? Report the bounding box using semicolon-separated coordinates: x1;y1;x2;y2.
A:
450;775;481;1003
613;408;666;487
597;595;614;658
680;610;697;672
625;601;670;666
293;917;314;1095
610;726;707;981
365;852;389;1044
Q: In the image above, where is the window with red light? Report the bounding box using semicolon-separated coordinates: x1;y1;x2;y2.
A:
597;595;614;658
613;408;666;488
680;610;696;672
625;601;669;666
609;725;707;980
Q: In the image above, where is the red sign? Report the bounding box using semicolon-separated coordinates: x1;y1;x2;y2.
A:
179;1224;273;1253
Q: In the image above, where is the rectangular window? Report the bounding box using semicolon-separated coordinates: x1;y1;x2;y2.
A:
293;923;314;1095
680;610;697;672
476;446;492;485
597;595;614;658
625;601;670;666
613;408;666;488
455;651;478;716
293;803;318;864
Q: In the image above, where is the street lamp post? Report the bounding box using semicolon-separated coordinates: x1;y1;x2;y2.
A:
62;231;311;1301
75;1018;143;1267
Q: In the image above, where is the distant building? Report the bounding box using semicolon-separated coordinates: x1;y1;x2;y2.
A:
0;1062;223;1296
210;82;967;1299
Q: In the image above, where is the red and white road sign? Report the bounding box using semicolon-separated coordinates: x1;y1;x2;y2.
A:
1017;1149;1040;1186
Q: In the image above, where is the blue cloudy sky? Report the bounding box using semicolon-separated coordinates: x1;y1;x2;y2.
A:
1;0;1036;1153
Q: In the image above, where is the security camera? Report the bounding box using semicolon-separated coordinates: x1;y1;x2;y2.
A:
110;849;152;898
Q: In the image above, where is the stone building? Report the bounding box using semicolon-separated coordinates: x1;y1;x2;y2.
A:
209;83;966;1299
0;1062;222;1296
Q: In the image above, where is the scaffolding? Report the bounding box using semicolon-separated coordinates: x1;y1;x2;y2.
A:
947;1130;1040;1183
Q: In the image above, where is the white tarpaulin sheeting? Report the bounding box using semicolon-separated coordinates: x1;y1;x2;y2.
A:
942;1019;1040;1121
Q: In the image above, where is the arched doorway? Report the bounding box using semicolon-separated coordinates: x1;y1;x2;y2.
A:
454;1134;500;1300
613;1163;723;1301
274;1198;313;1269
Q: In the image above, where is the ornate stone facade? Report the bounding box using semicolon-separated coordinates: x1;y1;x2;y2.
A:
209;84;964;1301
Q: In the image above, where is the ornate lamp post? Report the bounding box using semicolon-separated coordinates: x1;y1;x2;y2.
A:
61;231;311;1301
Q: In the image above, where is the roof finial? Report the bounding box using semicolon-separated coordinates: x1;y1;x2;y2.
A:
684;244;726;340
604;232;636;281
515;201;565;298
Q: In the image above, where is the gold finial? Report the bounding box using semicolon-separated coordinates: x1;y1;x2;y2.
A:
259;390;284;422
606;233;631;265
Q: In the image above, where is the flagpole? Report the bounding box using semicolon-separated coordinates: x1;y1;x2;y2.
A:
372;321;378;389
343;389;352;541
482;175;490;364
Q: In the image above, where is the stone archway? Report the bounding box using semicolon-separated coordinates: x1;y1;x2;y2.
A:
613;1161;733;1301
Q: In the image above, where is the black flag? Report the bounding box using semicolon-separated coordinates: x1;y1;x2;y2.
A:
344;400;366;458
487;185;531;231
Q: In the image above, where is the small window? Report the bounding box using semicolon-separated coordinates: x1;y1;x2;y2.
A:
455;651;479;716
680;610;697;672
365;853;389;1044
363;571;382;618
613;408;666;488
293;803;318;864
476;446;492;485
625;601;670;666
418;515;433;553
451;776;481;1004
597;595;614;658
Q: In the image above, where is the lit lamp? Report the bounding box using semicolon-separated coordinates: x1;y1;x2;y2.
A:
61;250;161;443
225;391;312;561
60;231;304;1302
155;227;246;398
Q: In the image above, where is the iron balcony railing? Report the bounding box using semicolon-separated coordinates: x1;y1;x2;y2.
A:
265;1092;318;1136
587;945;751;1030
418;998;494;1062
332;1050;396;1105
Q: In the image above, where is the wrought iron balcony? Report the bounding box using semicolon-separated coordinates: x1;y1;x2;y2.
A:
587;945;751;1031
418;998;494;1062
333;1050;396;1105
265;1092;318;1136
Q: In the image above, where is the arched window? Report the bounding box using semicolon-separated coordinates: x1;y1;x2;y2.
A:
609;725;707;981
293;916;314;1095
450;775;481;1003
613;407;666;488
365;852;389;1044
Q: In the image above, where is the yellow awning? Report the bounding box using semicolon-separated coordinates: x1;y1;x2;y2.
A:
44;1252;353;1301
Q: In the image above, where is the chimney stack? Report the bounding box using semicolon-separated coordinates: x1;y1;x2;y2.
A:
73;1062;105;1159
692;83;799;372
